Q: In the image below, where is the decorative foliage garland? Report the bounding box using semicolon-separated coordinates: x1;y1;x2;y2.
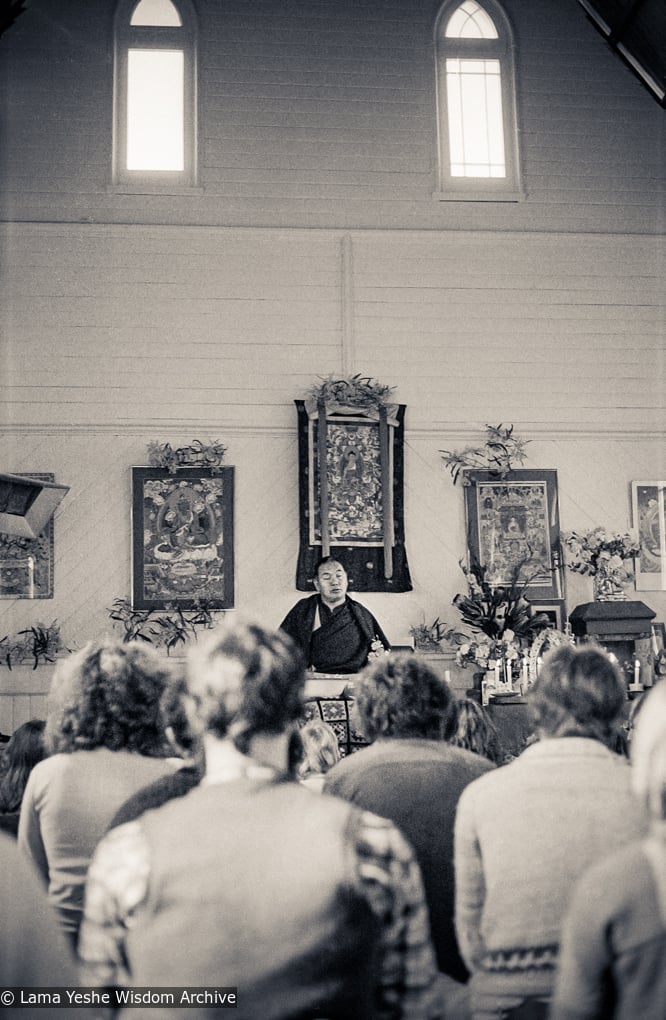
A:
147;439;227;475
308;374;395;410
440;424;530;484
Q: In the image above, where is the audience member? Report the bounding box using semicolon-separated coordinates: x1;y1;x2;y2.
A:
449;697;502;764
108;669;204;830
552;680;666;1020
324;653;494;992
0;718;46;836
19;638;177;943
79;620;442;1020
0;830;91;1020
298;718;341;791
454;645;650;1020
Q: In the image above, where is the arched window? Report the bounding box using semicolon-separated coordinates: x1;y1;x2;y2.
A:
113;0;197;187
434;0;522;200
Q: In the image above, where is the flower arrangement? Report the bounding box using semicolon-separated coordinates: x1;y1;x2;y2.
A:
563;528;640;594
447;559;550;670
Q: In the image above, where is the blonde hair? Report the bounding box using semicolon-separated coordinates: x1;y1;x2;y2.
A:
631;682;666;821
298;720;340;778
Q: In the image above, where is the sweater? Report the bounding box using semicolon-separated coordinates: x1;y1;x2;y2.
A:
453;737;649;1004
325;737;495;981
552;832;666;1020
19;747;175;940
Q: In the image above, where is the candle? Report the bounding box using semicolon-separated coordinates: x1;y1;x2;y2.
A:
27;555;34;599
444;670;451;685
522;657;529;687
634;659;641;685
494;661;501;685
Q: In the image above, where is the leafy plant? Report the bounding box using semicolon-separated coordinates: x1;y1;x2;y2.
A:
107;598;219;654
0;620;63;670
409;616;450;650
440;424;530;484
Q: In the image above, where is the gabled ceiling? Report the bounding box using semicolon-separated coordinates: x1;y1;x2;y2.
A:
578;0;666;106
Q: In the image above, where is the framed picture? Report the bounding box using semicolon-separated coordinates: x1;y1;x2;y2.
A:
653;622;666;654
631;481;666;590
131;467;234;610
530;602;564;630
0;472;55;599
464;469;563;601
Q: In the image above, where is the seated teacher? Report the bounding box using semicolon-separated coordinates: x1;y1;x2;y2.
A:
280;556;390;673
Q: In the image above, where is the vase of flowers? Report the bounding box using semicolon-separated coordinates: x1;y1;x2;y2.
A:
563;528;640;601
445;559;551;694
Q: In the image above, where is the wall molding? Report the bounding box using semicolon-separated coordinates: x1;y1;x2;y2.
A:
2;422;665;441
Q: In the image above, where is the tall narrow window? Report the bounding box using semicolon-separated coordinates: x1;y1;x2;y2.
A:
434;0;522;199
113;0;197;187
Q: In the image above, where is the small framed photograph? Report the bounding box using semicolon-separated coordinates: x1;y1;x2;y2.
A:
131;467;234;610
464;469;563;600
631;481;666;590
530;603;563;630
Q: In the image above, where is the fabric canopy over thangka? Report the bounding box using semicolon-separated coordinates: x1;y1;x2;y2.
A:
294;398;412;592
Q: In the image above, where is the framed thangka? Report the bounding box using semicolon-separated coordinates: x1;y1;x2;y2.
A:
0;473;55;599
295;398;411;592
132;467;234;610
632;481;666;591
463;469;563;602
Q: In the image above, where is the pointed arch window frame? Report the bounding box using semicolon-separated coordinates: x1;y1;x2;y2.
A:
433;0;524;202
111;0;200;192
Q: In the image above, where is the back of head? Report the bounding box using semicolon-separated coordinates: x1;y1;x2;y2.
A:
355;653;455;742
45;638;172;756
186;619;306;753
298;719;341;778
0;719;46;813
631;682;666;822
450;697;501;763
529;645;626;745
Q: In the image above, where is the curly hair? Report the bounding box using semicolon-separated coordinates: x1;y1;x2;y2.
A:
45;638;173;756
355;653;456;743
186;619;306;753
298;719;341;779
529;645;626;745
0;719;46;813
449;697;502;764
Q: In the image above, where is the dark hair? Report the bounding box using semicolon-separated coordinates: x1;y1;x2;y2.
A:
187;619;306;753
0;719;46;813
45;639;173;756
529;645;626;745
313;555;347;580
355;653;456;742
449;697;502;763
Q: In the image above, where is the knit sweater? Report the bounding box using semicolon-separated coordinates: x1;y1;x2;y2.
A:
454;737;649;1003
552;831;666;1020
19;748;175;940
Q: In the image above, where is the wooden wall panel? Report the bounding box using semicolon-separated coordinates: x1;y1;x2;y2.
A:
0;0;663;233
